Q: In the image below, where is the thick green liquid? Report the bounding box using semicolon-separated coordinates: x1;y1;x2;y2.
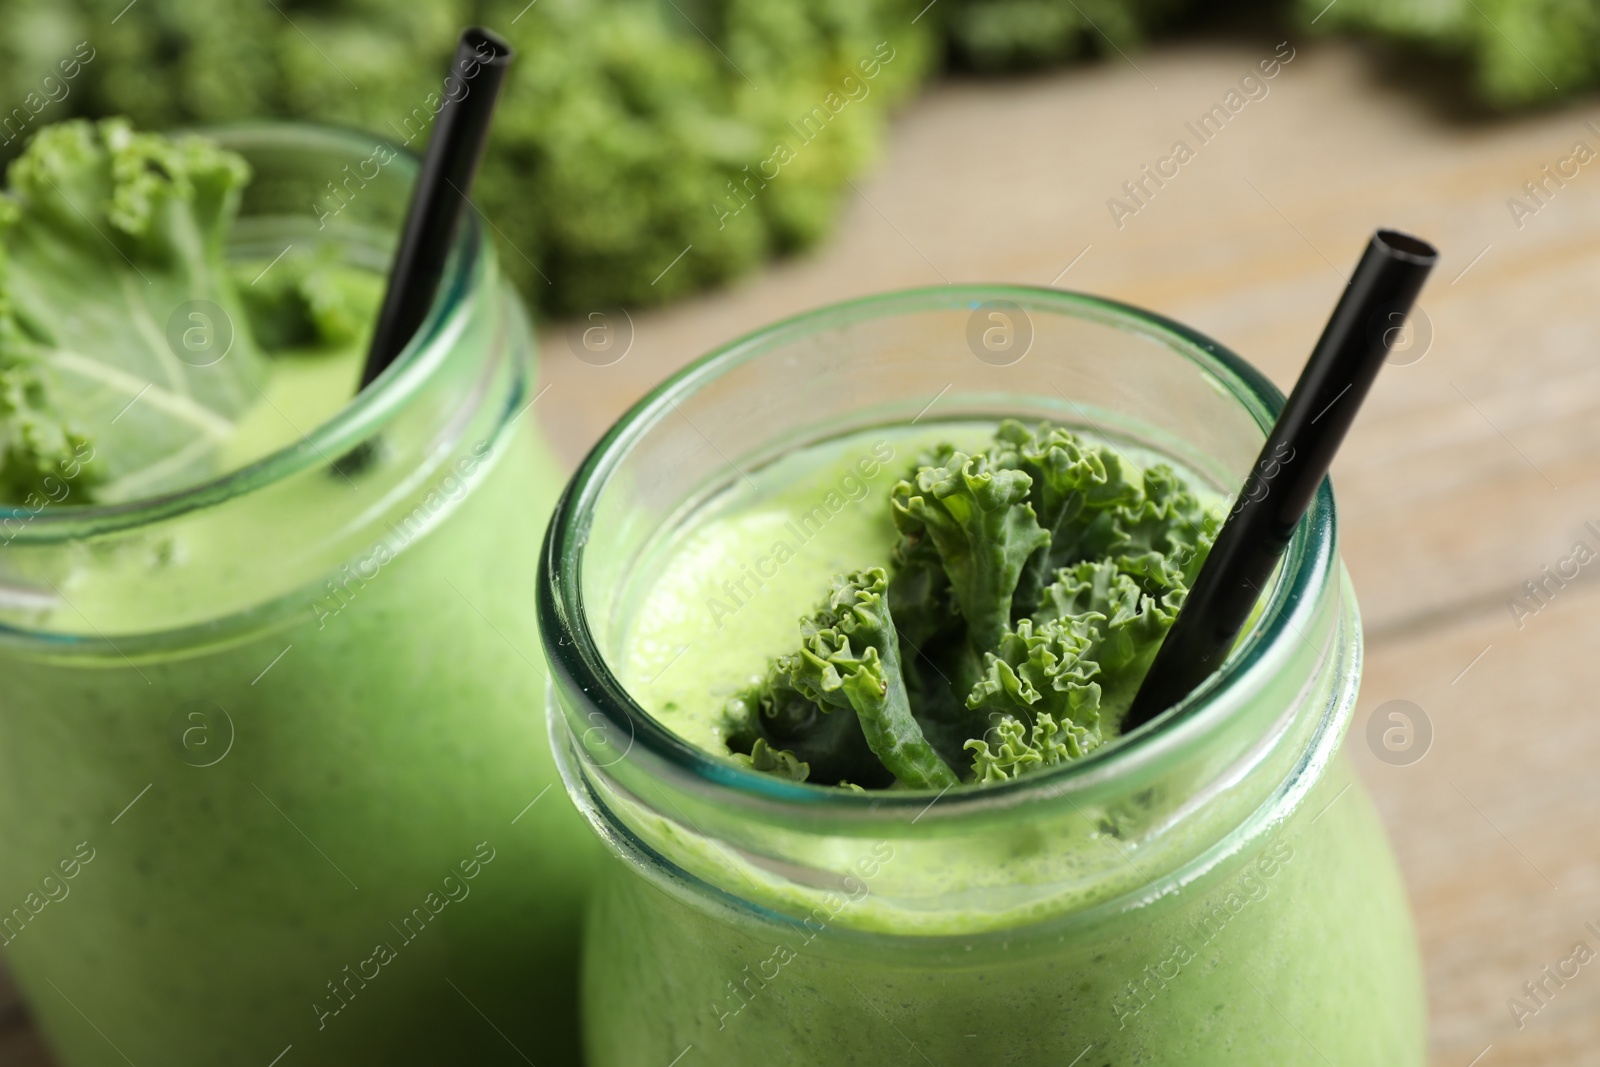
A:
0;294;598;1065
584;763;1422;1065
600;428;1426;1066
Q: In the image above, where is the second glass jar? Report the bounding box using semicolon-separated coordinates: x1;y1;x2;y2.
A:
0;124;597;1067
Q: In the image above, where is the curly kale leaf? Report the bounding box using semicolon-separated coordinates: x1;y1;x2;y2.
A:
732;572;953;790
941;0;1192;73
1300;0;1597;109
1033;556;1185;725
0;322;103;503
995;419;1218;560
723;672;889;788
955;445;1219;778
0;276;95;507
778;569;958;789
891;450;1049;655
994;419;1141;615
0;119;261;505
885;516;957;656
884;441;978;763
966;712;1097;784
730;421;1220;791
961;556;1191;781
729;737;810;782
233;244;382;352
965;614;1105;734
20;0;934;313
1084;463;1219;564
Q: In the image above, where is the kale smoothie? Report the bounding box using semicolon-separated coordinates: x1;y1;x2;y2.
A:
626;421;1222;789
593;425;1424;1064
540;286;1426;1067
0;121;595;1065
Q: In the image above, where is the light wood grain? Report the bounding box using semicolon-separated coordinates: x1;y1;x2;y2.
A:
10;34;1599;1067
1359;582;1600;1067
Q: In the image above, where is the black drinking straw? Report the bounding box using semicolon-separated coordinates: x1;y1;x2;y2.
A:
1121;229;1438;732
359;27;515;389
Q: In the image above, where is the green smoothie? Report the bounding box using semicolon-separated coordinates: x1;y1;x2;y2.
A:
583;763;1421;1064
626;421;1220;789
582;425;1426;1065
0;121;595;1065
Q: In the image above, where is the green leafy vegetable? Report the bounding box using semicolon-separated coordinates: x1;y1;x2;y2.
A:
0;345;102;503
0;0;935;315
884;516;956;656
0;0;1575;333
938;0;1192;72
1082;463;1218;563
724;671;889;788
234;244;382;352
0;118;260;505
1299;0;1600;109
783;569;958;789
729;737;811;782
966;711;1097;783
965;614;1104;734
994;418;1141;616
732;569;957;789
724;422;1220;790
891;448;1049;654
1033;557;1184;724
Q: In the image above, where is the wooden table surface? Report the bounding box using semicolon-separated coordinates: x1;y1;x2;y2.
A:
7;34;1599;1067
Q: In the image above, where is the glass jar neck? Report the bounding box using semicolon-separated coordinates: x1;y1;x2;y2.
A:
552;532;1352;942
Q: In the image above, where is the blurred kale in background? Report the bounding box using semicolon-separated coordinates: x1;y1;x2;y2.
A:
941;0;1195;71
0;0;935;313
940;0;1598;109
1294;0;1600;108
0;0;1588;314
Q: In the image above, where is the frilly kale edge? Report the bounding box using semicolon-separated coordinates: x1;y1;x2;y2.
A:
0;118;259;505
0;118;385;507
724;419;1220;790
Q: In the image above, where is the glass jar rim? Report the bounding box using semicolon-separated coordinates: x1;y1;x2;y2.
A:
539;284;1336;815
0;120;483;540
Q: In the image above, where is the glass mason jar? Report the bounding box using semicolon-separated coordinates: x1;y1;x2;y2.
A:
540;286;1426;1066
0;124;596;1066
